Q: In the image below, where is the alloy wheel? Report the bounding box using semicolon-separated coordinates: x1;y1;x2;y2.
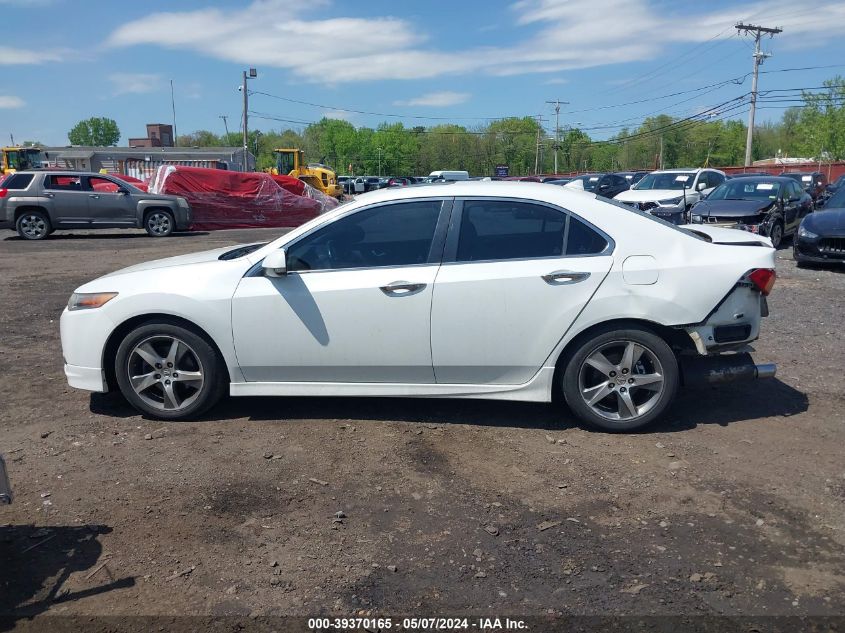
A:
147;212;172;236
20;214;48;239
577;340;665;422
126;335;204;411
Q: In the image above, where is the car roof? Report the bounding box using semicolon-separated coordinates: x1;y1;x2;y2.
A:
725;175;793;182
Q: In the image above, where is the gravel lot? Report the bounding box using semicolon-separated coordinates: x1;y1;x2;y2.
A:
0;227;843;626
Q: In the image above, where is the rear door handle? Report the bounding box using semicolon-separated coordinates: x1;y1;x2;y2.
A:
542;270;591;285
380;281;426;296
43;193;54;198
88;194;100;199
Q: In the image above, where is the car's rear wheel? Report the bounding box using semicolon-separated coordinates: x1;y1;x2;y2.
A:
115;322;225;419
562;325;678;431
16;211;51;240
145;210;174;237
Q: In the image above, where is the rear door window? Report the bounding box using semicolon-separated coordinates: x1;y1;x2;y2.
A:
45;175;82;191
455;200;608;262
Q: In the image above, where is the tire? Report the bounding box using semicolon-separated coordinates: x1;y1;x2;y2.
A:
144;209;174;237
561;325;679;432
16;210;52;240
114;321;226;420
768;221;783;249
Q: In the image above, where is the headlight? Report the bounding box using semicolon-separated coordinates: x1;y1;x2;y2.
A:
177;197;190;208
657;196;684;206
798;225;818;239
68;292;118;311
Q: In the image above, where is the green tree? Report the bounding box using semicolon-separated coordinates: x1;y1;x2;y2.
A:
68;117;120;146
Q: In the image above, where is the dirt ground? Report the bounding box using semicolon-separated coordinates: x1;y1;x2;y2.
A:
0;226;843;628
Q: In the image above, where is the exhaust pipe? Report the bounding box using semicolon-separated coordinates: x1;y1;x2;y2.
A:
682;353;777;387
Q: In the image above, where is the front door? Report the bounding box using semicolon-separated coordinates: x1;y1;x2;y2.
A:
232;199;451;383
431;199;614;385
84;176;136;225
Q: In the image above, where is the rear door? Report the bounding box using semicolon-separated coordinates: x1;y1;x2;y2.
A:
42;174;88;226
84;176;136;226
430;198;614;385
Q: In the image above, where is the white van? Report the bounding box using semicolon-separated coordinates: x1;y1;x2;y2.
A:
428;170;469;181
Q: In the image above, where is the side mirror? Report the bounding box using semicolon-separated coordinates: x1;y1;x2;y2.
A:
262;249;287;277
118;187;130;194
697;182;707;191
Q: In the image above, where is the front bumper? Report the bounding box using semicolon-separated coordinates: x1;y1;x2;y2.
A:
794;235;845;263
64;363;107;392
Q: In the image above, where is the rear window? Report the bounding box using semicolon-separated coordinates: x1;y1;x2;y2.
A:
2;173;34;190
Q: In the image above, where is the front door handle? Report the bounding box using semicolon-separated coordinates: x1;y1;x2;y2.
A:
542;270;591;285
88;194;100;199
380;281;426;296
43;193;54;198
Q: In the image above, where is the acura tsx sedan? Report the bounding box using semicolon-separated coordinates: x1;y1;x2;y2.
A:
61;182;777;431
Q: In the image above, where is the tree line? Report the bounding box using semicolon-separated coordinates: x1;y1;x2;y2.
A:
62;76;845;177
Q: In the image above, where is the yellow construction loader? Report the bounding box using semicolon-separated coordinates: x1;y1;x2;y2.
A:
272;148;342;198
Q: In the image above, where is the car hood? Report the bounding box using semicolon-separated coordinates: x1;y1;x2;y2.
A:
100;245;243;277
615;189;691;202
803;207;845;232
679;224;773;247
693;199;774;218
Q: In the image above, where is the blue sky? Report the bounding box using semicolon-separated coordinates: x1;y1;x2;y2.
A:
3;0;845;146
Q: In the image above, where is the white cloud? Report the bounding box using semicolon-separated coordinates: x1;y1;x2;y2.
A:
321;109;356;122
543;78;569;85
108;73;163;95
0;95;24;108
393;92;470;107
0;45;69;65
104;0;845;85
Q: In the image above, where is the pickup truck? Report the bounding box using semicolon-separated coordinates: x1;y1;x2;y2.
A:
0;170;191;240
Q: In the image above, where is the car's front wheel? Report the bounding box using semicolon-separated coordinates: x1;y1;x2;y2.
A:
114;322;226;419
562;325;678;431
145;210;174;237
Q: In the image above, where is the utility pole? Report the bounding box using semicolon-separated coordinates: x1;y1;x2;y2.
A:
377;147;382;177
736;23;782;167
170;79;178;147
241;68;257;171
534;114;546;175
219;115;230;138
659;135;664;170
546;99;569;175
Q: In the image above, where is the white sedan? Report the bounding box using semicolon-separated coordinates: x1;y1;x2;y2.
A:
60;182;777;431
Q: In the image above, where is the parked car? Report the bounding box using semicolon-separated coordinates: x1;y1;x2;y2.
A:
689;176;813;248
365;177;382;192
563;173;631;199
781;171;827;205
337;176;354;194
429;170;470;181
616;171;648;187
0;171;191;240
0;454;11;504
61;182;777;432
614;168;726;224
825;173;845;195
545;178;573;186
387;177;412;187
793;185;845;266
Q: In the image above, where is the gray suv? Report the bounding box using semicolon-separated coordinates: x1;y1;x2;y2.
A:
0;170;191;240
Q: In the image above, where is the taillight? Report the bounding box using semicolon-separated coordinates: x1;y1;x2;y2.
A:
0;188;7;198
748;268;776;296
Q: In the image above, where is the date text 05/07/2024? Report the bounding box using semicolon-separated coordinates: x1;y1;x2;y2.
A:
307;617;528;630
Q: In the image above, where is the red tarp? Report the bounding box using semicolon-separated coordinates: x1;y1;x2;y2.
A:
112;174;148;191
148;166;338;231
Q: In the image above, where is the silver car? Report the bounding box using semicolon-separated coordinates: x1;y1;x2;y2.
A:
0;170;192;240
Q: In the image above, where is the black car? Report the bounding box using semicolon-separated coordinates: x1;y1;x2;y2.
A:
616;171;648;187
794;186;845;265
568;173;630;198
781;171;828;204
689;176;813;248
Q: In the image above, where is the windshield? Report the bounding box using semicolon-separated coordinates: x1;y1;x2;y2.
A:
827;187;845;208
706;179;782;201
634;172;695;191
